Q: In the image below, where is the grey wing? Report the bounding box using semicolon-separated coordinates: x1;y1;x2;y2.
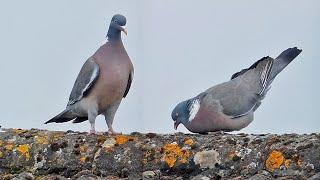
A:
67;57;100;106
207;57;273;118
123;70;133;98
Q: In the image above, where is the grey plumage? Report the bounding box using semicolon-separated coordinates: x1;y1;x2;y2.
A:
172;47;302;133
46;14;133;134
67;58;99;106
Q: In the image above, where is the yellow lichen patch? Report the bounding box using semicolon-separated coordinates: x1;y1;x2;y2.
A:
97;135;107;145
2;174;14;179
101;138;116;153
115;135;134;145
284;159;291;168
227;150;237;160
0;140;3;146
297;159;302;166
35;136;49;145
162;143;190;168
16;144;30;161
52;133;63;141
180;150;190;163
13;129;27;134
291;154;302;166
164;154;176;167
184;138;194;146
265;150;284;172
0;151;3;158
163;143;180;167
80;156;86;163
5;141;14;151
79;145;87;153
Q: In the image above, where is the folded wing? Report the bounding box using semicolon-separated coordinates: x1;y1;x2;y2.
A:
67;57;100;106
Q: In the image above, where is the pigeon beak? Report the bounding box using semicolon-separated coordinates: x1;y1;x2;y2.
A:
174;122;180;130
120;26;128;35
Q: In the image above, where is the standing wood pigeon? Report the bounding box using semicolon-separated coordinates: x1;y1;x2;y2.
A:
172;47;302;133
46;14;134;134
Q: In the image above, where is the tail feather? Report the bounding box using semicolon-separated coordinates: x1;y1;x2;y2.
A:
45;109;75;124
268;47;302;83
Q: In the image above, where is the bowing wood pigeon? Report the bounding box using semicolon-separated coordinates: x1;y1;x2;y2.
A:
172;47;302;133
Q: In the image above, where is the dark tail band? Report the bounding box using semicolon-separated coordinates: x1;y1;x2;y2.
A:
45;109;74;124
268;47;302;83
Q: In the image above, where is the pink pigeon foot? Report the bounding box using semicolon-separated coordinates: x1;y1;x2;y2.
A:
108;128;122;135
89;130;104;135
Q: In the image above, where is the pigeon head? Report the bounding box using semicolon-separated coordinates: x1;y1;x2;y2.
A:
107;14;127;40
172;98;200;130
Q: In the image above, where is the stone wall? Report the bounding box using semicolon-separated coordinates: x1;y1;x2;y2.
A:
0;129;319;179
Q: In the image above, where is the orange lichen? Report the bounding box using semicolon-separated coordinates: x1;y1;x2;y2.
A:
80;156;86;163
162;143;190;168
16;144;30;161
115;135;134;145
35;136;49;145
284;159;291;168
164;155;176;167
79;145;87;153
5;141;14;151
265;150;284;172
184;138;194;146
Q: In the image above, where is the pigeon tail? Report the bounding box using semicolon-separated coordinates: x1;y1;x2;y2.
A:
268;47;302;83
45;109;75;124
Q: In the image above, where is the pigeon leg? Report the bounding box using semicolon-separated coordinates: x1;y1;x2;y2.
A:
103;101;121;135
88;110;98;134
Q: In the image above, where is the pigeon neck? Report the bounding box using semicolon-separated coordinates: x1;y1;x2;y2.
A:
107;35;122;42
107;38;123;47
107;28;122;42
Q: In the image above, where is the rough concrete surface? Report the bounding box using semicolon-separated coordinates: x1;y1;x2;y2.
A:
0;128;319;179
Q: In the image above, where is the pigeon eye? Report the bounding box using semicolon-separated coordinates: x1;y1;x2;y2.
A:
175;112;179;117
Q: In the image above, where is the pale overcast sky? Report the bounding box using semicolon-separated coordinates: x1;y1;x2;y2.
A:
0;1;319;134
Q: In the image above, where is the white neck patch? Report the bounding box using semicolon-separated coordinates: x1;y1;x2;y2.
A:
188;99;200;121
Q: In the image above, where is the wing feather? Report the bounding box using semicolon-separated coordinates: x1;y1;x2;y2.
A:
67;57;100;106
208;57;274;118
123;70;133;98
